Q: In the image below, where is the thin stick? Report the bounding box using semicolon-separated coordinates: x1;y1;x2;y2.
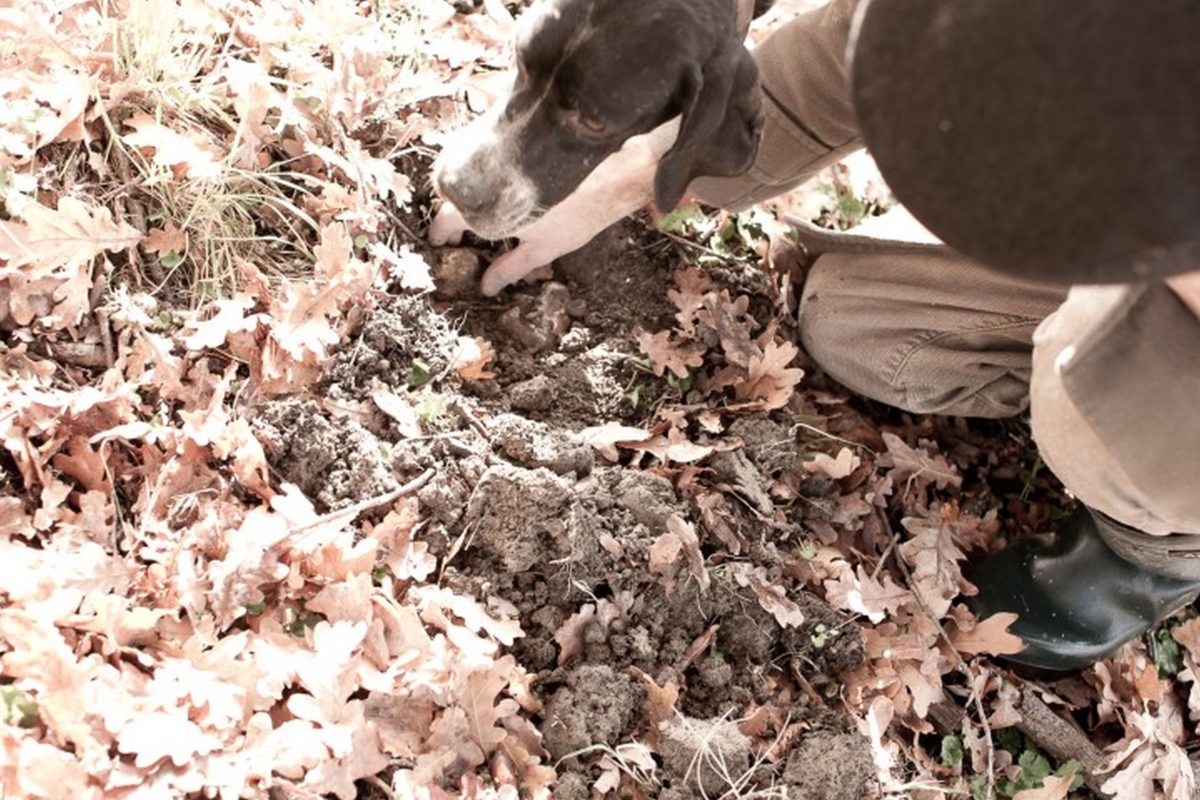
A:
289;468;434;535
1016;688;1109;797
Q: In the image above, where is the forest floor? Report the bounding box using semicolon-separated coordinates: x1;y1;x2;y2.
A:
1;2;1197;799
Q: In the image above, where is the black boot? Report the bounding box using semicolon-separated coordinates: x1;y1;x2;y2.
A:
968;508;1200;671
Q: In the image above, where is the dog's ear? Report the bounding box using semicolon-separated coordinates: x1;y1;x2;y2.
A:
654;43;763;213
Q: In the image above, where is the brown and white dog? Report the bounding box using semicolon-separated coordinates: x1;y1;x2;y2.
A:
431;0;768;295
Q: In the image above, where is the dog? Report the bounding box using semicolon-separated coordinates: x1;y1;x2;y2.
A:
431;0;769;295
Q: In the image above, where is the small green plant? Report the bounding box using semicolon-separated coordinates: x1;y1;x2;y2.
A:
286;609;325;637
810;622;830;650
1151;623;1184;677
939;734;964;769
2;686;39;728
408;359;434;388
657;202;706;235
969;730;1083;799
414;391;453;430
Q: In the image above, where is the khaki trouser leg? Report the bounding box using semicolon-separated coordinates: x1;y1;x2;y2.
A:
798;246;1200;541
1031;286;1200;537
797;243;1068;418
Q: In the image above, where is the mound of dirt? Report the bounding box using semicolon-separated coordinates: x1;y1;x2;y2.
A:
541;664;643;761
659;716;753;796
784;729;875;800
323;293;463;397
252;398;398;510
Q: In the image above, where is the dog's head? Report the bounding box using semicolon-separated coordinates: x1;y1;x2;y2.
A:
433;0;764;239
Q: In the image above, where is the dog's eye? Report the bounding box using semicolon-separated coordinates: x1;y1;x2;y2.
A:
579;114;606;134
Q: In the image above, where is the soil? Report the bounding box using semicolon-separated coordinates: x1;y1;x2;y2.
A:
253;206;876;797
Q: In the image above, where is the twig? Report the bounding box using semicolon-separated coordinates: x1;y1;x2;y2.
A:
289;468;434;535
881;513;997;800
1016;689;1110;797
451;398;491;442
789;657;824;705
365;775;397;799
660;230;740;264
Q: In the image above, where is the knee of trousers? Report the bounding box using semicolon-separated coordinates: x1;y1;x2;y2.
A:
798;253;1047;419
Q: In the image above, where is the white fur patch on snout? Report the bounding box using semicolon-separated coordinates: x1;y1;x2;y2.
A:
431;98;540;241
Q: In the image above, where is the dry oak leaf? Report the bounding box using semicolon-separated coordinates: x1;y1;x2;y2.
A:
554;602;620;666
804;447;861;479
269;280;343;362
637;328;706;379
301;720;390;800
142;223;188;255
731;563;805;628
116;711;221;768
1100;692;1195;800
735;340;804;410
668;266;714;334
649;530;684;574
823;564;912;623
461;657;523;764
1171;618;1200;721
579;422;653;461
4;730;95;800
369;241;436;293
697;290;758;367
899;508;975;618
881;432;962;492
184;295;258;351
668;514;709;591
0;197;141;324
948;610;1026;656
632;667;680;724
453;335;498;380
620;421;715;465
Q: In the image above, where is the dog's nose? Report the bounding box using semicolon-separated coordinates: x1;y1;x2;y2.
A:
440;172;498;216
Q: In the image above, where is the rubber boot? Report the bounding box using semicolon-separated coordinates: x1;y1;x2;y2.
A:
968;508;1200;671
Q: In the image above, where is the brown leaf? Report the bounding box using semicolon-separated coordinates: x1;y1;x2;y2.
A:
454;336;497;380
697;290;758;367
735;340;804;410
667;514;709;592
731;564;805;628
949;611;1026;657
637;328;706;379
899;507;974;618
116;711;221;768
461;661;520;762
649;531;683;574
0;198;142;327
804;447;861;479
123;113;223;178
881;432;962;492
143;222;188;255
823;564;912;623
632;667;679;724
578;422;653;461
667;266;713;334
